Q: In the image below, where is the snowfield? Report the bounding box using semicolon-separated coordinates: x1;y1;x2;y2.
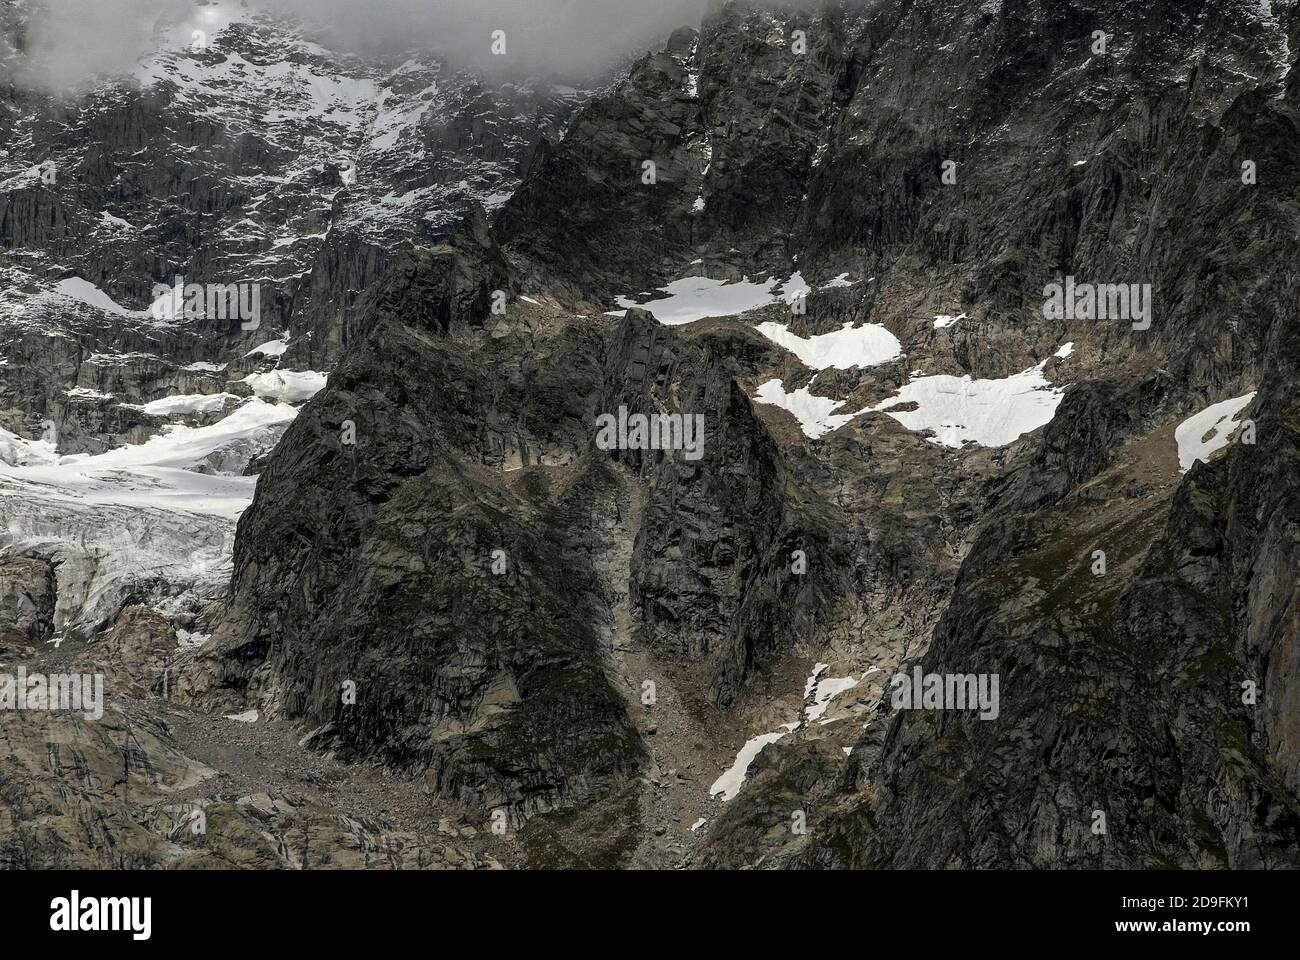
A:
53;277;142;318
756;350;1071;446
0;397;299;639
238;370;328;404
871;359;1067;448
1175;391;1256;472
136;393;239;417
0;398;296;518
753;378;858;439
709;728;797;802
754;320;901;370
614;272;810;325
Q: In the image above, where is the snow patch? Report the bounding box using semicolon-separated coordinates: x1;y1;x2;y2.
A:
871;359;1067;448
804;665;860;724
0;165;44;192
98;211;133;231
53;278;139;318
616;276;781;325
239;370;327;403
0;399;297;518
616;271;812;326
244;338;288;358
755;320;901;371
65;387;114;402
176;629;210;650
753;379;857;439
710;662;866;802
709;728;797;802
140;393;238;417
1175;392;1256;473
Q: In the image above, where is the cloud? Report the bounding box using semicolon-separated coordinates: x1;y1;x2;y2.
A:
10;0;193;90
7;0;706;91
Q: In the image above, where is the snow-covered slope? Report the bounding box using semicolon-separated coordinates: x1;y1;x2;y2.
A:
0;0;597;645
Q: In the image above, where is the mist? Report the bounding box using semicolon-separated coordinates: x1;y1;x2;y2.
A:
7;0;708;91
274;0;708;77
8;0;192;91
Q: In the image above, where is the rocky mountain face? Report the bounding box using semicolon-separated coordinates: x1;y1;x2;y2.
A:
0;0;588;638
2;0;1299;870
0;0;592;868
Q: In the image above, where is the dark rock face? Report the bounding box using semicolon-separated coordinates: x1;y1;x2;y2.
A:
717;0;1300;870
786;365;1298;869
498;2;843;300
521;0;1297;869
496;35;707;300
0;556;55;653
179;0;1300;867
178;214;645;828
174;214;866;849
606;310;851;705
74;604;177;699
3;0;1300;871
693;1;841;261
0;5;591;446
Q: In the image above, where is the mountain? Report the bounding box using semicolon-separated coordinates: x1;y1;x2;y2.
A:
1;0;586;639
1;0;1298;871
0;0;594;868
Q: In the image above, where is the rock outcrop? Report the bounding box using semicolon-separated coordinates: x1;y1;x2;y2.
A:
0;556;54;654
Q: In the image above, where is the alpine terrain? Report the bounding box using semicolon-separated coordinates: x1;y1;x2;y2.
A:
1;0;1298;879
